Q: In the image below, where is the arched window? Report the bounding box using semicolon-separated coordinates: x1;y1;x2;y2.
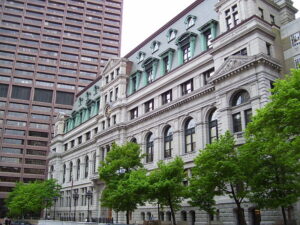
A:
167;29;177;42
50;165;54;179
164;126;173;158
63;164;66;183
184;118;196;153
69;161;73;182
185;15;197;29
130;137;137;143
208;109;218;143
159;212;164;221
147;212;151;221
231;90;250;106
190;211;196;225
231;90;252;133
141;212;145;221
146;133;154;163
181;211;187;221
166;212;171;221
151;40;160;53
84;156;89;178
76;159;80;180
93;152;97;174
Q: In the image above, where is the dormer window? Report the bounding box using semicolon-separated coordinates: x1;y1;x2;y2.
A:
79;97;83;106
86;92;91;100
185;15;196;29
142;57;159;85
137;51;146;63
151;41;160;54
93;85;99;94
167;29;177;42
176;32;197;64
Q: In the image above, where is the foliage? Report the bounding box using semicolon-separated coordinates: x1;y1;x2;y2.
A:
190;131;248;225
148;157;187;225
99;142;146;224
241;69;300;225
5;179;61;218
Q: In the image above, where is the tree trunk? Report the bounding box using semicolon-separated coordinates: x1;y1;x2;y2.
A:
236;203;247;225
168;198;176;225
126;210;130;224
281;206;287;225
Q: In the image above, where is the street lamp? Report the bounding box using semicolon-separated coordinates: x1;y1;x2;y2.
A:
86;190;93;222
53;196;58;220
73;192;79;221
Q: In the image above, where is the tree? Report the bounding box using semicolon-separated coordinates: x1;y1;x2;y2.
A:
99;142;146;224
5;179;61;218
148;157;187;225
241;69;300;225
191;132;249;225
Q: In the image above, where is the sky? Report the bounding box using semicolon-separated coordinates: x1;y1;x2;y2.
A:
120;0;300;56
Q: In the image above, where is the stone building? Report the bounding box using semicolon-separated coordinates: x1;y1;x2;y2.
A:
48;0;300;224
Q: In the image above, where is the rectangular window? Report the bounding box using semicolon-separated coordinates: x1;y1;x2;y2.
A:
204;29;212;49
232;112;242;133
7;111;27;118
266;42;271;56
290;32;300;47
56;91;74;105
203;68;215;85
86;131;91;141
3;138;24;145
258;8;264;19
130;107;138;120
0;84;9;97
163;56;170;74
8;103;29;109
245;109;252;127
145;99;154;113
182;43;191;63
162;90;172;105
25;158;46;165
11;86;31;100
2;148;23;154
181;79;194;95
115;87;119;100
294;55;300;68
26;149;47;156
78;136;82;144
6;120;26;127
34;89;53;103
27;140;48;146
5;129;25;136
29;131;49;138
225;4;239;30
270;14;275;24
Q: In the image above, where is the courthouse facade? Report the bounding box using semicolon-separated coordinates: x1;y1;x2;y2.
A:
48;0;300;224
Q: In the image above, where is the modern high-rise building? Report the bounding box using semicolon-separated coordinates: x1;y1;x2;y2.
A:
48;0;300;224
0;0;123;216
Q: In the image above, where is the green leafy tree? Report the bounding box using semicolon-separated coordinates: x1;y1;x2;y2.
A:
241;68;300;225
148;157;187;225
5;179;61;218
99;142;146;224
191;132;249;225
